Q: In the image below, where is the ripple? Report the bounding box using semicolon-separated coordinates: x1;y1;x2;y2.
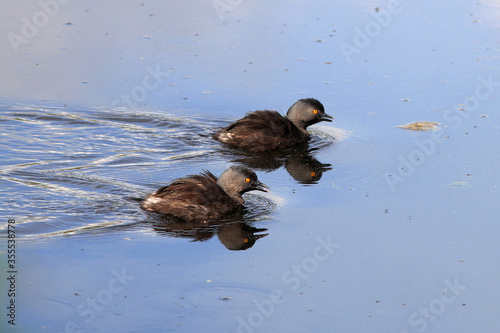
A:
163;282;274;315
308;125;346;150
330;166;385;191
0;104;280;239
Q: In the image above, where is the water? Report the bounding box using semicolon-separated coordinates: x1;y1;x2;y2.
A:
1;0;500;332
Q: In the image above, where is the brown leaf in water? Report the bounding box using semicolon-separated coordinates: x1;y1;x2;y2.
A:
396;121;440;131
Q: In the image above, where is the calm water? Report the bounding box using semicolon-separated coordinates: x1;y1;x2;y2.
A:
1;0;500;332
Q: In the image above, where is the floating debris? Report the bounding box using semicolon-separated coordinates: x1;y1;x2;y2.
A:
331;182;340;190
450;181;468;186
396;121;440;131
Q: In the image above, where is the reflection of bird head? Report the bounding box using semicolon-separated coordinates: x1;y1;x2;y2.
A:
285;154;332;184
217;222;268;251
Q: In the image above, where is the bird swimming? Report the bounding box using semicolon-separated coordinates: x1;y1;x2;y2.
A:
140;166;268;222
214;98;333;152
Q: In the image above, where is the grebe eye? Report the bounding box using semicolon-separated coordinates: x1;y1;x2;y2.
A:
245;178;251;183
310;171;316;177
243;238;249;243
313;109;318;114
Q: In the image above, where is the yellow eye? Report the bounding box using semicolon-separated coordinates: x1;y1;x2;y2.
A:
245;178;251;183
243;238;249;243
310;171;316;177
313;109;318;114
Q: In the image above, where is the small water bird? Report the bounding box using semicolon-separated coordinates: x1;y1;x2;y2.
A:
141;166;268;221
214;98;333;152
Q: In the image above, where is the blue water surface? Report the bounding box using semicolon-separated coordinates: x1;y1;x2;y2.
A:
1;0;499;332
